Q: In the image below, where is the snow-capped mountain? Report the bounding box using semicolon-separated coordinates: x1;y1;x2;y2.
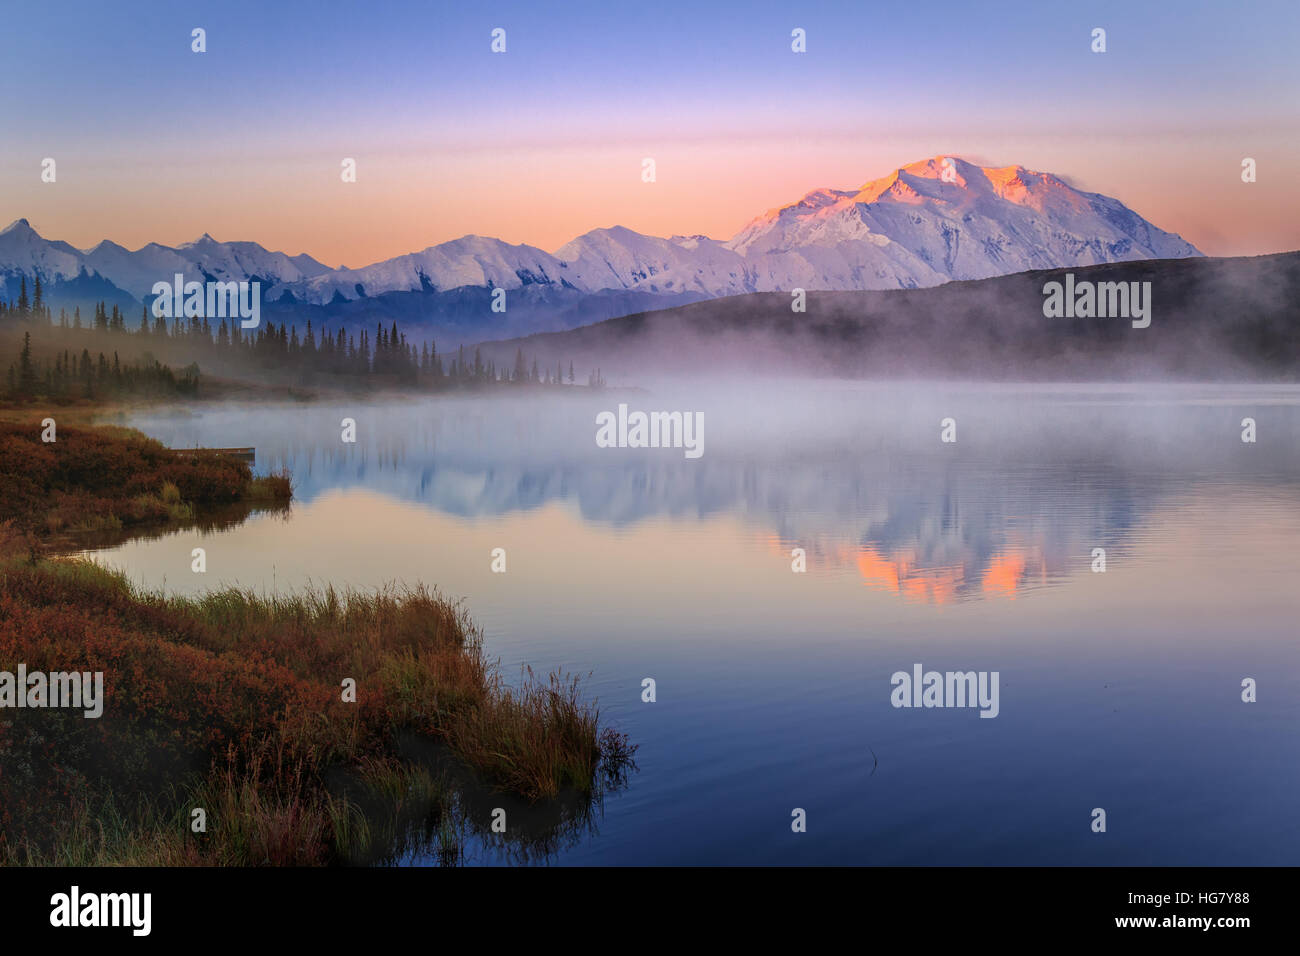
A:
723;157;1199;288
0;218;86;282
0;218;331;303
291;235;574;305
553;226;756;297
1;157;1201;315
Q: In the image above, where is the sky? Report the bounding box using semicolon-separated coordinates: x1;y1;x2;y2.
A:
2;0;1298;267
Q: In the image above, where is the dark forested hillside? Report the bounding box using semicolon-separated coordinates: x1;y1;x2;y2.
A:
472;252;1300;382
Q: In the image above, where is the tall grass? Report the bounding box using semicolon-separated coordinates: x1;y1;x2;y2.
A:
0;556;635;865
243;469;293;502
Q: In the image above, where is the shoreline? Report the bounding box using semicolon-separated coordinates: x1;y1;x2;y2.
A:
0;418;634;865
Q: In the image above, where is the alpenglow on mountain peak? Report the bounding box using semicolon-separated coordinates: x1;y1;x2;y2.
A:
0;157;1200;308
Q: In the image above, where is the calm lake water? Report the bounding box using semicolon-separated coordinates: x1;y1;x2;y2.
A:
87;382;1300;865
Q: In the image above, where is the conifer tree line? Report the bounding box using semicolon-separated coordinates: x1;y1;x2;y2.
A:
1;274;604;400
1;276;197;400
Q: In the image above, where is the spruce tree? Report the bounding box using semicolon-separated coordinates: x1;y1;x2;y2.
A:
18;331;36;395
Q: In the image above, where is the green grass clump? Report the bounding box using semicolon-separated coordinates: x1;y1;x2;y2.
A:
243;469;293;502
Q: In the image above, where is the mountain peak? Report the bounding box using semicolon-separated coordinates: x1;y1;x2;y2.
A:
726;156;1199;265
1;218;36;237
86;238;127;254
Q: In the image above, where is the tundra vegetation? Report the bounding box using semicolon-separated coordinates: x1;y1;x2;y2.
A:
0;419;634;865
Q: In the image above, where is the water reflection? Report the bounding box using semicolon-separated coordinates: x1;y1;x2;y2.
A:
56;499;290;556
329;733;636;867
109;385;1300;607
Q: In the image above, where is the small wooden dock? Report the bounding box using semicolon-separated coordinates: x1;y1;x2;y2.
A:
166;446;256;463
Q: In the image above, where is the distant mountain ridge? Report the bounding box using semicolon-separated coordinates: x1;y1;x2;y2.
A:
470;252;1300;382
0;157;1202;340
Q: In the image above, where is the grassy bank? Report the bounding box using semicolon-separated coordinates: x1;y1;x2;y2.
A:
0;420;290;545
0;420;633;864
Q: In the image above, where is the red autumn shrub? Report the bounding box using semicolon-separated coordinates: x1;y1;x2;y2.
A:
0;423;256;533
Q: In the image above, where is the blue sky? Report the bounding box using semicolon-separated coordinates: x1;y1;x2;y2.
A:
3;0;1296;263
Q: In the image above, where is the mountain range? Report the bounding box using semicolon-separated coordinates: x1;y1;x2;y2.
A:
1;157;1202;342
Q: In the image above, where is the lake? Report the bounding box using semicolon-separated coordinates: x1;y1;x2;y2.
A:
84;382;1300;865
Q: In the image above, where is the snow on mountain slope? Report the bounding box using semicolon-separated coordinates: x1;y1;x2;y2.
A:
0;219;85;283
174;234;330;291
292;235;571;304
80;240;198;300
0;157;1202;309
1;220;332;303
554;226;754;297
725;157;1200;289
